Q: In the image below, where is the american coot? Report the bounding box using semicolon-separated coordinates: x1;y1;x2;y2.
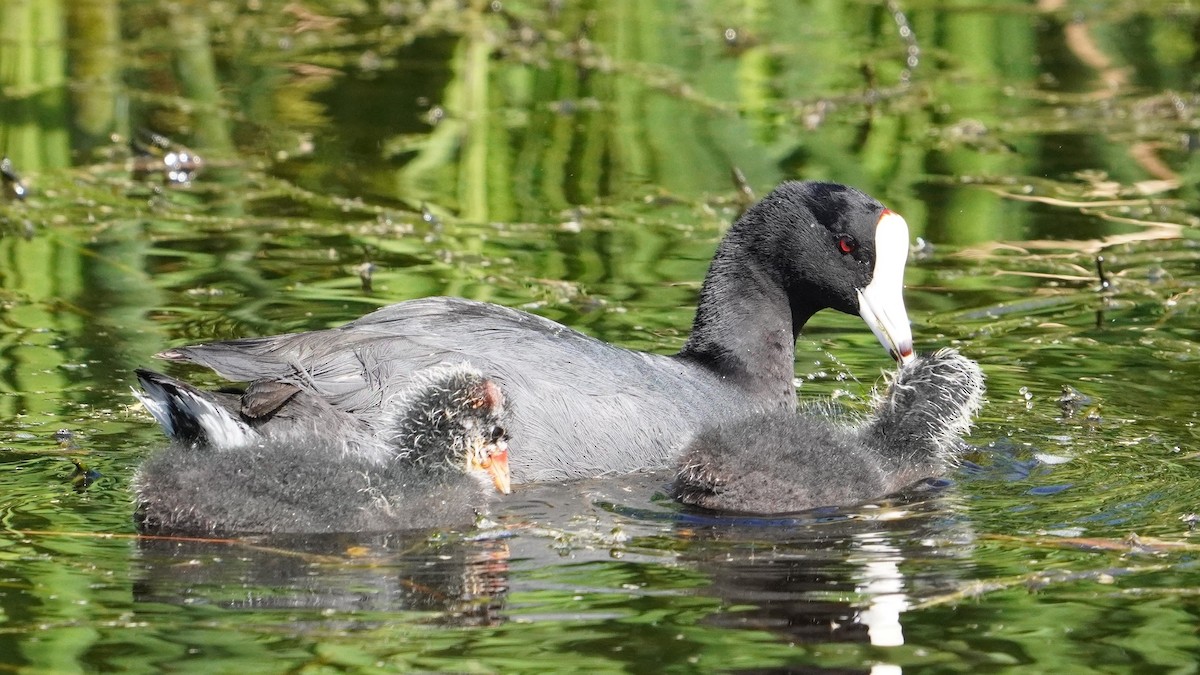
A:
138;181;913;482
672;349;985;514
133;364;511;535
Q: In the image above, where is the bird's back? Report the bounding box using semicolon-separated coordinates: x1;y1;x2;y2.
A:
160;297;787;481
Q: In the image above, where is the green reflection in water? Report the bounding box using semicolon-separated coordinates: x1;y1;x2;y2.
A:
0;0;1198;672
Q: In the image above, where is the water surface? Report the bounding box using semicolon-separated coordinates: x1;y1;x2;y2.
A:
1;0;1199;671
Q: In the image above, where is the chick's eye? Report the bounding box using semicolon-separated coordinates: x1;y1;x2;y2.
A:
489;425;505;441
837;235;857;255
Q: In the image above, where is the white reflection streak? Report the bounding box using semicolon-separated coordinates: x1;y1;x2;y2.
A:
850;530;911;651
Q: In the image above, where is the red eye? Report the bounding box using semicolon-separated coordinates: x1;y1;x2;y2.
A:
837;235;856;254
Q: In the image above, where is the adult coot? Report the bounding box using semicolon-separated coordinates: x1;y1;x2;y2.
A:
133;364;510;535
139;181;913;482
672;348;985;514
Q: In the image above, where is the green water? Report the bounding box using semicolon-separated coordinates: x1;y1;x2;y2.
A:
1;0;1199;671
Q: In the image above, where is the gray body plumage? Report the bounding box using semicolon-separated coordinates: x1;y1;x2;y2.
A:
133;364;508;535
672;349;985;513
159;298;791;482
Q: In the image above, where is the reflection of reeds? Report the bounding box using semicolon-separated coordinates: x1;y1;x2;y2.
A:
391;0;937;223
0;0;69;169
66;0;120;155
167;9;233;152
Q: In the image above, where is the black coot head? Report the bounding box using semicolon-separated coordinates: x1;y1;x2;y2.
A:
744;181;914;363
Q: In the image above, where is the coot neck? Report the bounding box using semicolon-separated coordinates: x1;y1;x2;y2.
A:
676;224;817;400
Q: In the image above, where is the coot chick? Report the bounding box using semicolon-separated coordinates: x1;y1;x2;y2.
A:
141;181;914;482
133;364;511;536
672;349;984;514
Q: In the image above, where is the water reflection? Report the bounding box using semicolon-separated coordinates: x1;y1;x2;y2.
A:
676;486;974;653
133;531;511;627
127;473;974;657
0;0;1198;670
